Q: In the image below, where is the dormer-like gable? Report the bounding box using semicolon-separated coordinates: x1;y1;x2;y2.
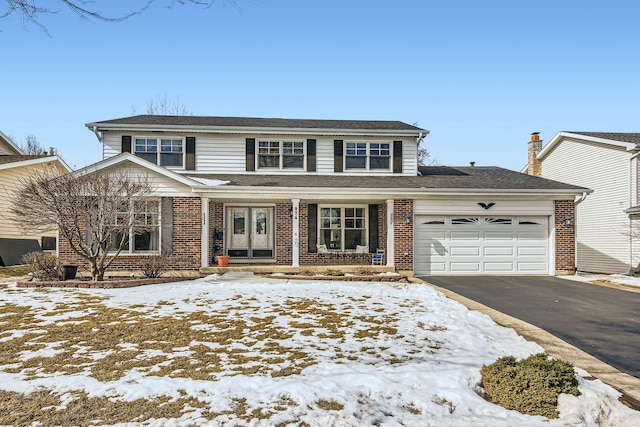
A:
0;130;23;155
86;115;428;176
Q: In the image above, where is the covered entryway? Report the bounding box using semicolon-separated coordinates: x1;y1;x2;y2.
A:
414;215;549;275
226;206;275;260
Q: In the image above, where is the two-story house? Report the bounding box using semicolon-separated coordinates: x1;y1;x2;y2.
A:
0;130;71;265
59;115;588;276
526;131;640;274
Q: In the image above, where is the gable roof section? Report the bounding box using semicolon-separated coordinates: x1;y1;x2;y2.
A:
184;166;589;195
538;131;640;160
0;130;24;155
73;152;204;188
86;115;427;136
0;155;71;172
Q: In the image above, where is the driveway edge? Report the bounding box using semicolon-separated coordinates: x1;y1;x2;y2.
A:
411;277;640;409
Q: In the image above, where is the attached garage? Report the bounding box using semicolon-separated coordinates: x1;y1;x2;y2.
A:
414;215;550;275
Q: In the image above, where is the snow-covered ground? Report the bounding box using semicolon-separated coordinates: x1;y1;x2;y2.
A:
1;273;638;426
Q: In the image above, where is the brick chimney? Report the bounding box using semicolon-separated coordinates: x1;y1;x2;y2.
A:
527;132;542;176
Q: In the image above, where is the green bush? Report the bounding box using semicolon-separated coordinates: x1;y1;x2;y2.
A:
21;252;61;281
480;353;580;419
324;268;345;276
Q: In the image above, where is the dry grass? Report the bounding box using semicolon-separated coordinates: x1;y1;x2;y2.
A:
0;265;30;278
0;286;439;425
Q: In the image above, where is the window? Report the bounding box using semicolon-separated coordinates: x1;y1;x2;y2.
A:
135;138;183;167
111;200;160;254
258;140;304;169
319;206;367;251
345;142;390;170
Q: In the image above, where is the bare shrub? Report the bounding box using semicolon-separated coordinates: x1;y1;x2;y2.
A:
21;252;60;281
140;255;169;278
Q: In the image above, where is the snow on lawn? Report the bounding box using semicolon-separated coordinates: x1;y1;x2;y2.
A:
0;273;638;426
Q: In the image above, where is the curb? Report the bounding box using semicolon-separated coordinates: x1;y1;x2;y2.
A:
411;277;640;410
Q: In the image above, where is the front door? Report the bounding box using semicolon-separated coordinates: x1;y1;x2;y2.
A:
226;207;275;259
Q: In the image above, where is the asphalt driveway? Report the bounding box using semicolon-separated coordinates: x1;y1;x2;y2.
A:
419;276;640;379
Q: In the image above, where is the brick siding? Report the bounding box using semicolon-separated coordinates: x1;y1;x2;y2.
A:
554;199;576;274
59;197;202;273
393;199;413;270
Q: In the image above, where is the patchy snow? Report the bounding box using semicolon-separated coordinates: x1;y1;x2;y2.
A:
189;177;230;187
607;274;640;288
0;274;638;426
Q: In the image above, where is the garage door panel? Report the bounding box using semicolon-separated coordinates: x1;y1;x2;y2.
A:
517;246;546;256
450;246;480;256
484;231;514;240
450;262;482;272
484;262;516;272
484;246;514;256
415;215;549;275
450;231;481;240
516;262;547;272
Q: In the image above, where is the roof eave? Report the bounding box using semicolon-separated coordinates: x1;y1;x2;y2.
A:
0;155;72;172
538;131;640;160
85;122;427;137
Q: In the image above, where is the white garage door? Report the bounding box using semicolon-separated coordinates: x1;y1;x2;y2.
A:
414;216;549;275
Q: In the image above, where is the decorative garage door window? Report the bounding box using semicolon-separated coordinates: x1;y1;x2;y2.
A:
451;217;479;225
485;218;512;225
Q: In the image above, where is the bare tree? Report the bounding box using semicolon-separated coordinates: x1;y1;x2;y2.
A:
2;1;243;33
146;93;191;115
11;169;154;281
19;134;47;155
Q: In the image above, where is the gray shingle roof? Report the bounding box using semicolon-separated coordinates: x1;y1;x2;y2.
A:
88;115;426;132
0;155;51;165
567;132;640;145
186;166;588;191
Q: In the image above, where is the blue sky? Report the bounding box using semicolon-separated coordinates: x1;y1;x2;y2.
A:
2;0;640;170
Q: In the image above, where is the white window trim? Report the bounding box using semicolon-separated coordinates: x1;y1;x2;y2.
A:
109;199;162;256
256;140;306;170
344;141;391;171
318;204;368;252
133;136;186;170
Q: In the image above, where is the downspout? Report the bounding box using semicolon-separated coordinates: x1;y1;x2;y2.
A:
573;192;588;273
628;150;640;269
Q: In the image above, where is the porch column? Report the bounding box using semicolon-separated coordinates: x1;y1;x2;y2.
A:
386;199;395;267
201;197;209;268
292;198;300;267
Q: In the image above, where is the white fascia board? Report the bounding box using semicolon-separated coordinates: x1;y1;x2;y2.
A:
72;152;205;188
0;156;71;172
0;130;24;155
192;186;591;200
85;123;426;138
538;131;640;160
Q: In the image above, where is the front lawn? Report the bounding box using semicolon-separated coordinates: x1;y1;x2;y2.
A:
0;274;637;426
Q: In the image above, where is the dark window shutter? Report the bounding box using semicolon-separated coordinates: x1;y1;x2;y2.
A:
308;204;318;253
307;139;316;172
185;137;196;170
161;198;174;255
368;204;379;253
334;140;343;172
122;135;132;153
393;140;403;173
246;138;256;171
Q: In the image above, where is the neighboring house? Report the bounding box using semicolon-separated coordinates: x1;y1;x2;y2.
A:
59;115;588;276
0;130;71;265
526;131;640;274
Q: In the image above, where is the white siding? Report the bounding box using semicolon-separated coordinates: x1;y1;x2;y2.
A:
414;198;554;216
541;138;631;273
102;131;418;176
108;164;195;197
0;164;61;240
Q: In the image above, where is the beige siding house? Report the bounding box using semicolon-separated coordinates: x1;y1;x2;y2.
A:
0;131;71;265
527;132;640;274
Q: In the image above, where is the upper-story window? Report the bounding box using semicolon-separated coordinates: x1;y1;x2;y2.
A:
258;140;304;169
345;142;390;170
135;138;184;167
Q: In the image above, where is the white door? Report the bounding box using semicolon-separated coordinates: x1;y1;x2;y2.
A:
414;216;549;275
226;207;274;259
